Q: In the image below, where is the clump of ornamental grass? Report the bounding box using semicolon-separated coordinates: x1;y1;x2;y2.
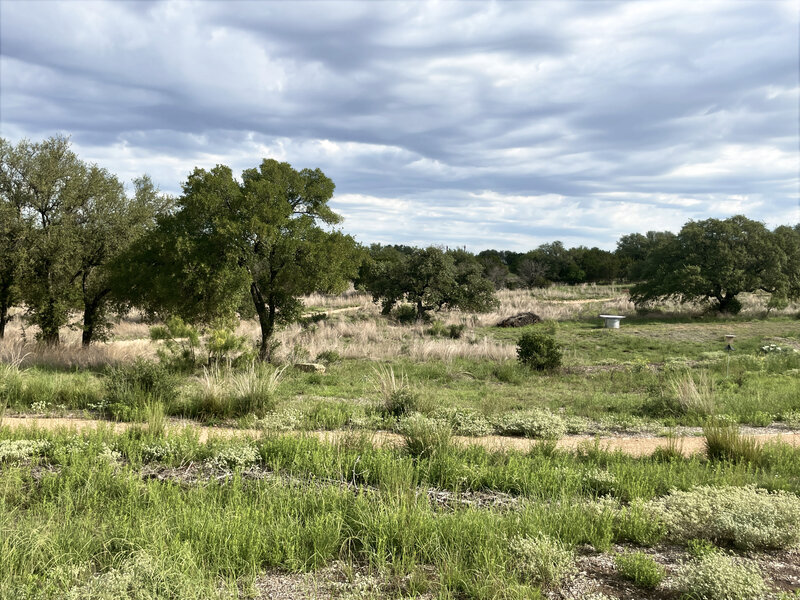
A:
668;370;715;416
397;413;453;458
703;420;761;464
370;364;418;417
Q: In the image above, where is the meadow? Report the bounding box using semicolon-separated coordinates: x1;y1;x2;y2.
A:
1;286;800;599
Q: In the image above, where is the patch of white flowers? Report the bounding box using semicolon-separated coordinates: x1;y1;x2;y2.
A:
647;484;800;550
674;553;767;600
510;534;575;588
0;439;50;462
206;442;259;469
761;343;798;354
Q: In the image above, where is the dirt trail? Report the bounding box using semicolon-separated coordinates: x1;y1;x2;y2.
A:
4;416;800;457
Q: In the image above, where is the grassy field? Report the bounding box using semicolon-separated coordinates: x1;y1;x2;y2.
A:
1;286;800;598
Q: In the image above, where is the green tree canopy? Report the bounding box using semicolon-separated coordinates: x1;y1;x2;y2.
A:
359;245;498;320
117;159;361;360
630;215;796;314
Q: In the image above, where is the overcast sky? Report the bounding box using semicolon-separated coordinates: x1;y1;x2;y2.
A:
1;0;798;251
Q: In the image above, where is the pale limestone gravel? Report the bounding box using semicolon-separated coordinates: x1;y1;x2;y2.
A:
3;416;800;457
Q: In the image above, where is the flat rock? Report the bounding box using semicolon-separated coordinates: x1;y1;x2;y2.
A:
294;362;326;373
496;312;541;327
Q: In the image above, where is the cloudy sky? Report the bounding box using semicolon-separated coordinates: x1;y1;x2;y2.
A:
1;0;798;251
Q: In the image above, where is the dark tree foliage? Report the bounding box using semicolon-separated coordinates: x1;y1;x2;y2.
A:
630;215;797;314
359;246;498;320
116;159;361;360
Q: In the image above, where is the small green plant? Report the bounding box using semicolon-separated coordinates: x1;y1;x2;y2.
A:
145;401;166;439
149;316;201;371
614;551;664;589
516;331;562;371
315;350;341;364
305;401;353;430
675;553;767;600
206;326;250;368
686;538;718;559
510;534;575;588
398;413;452;458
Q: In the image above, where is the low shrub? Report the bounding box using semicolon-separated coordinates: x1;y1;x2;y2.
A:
105;359;179;419
315;350;341;364
510;534;575;588
647;484;800;550
432;407;493;437
392;304;419;324
674;554;767;600
206;441;260;469
614;551;664;589
493;409;567;440
398;413;453;458
516;331;562;371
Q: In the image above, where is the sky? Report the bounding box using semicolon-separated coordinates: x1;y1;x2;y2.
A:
1;0;798;251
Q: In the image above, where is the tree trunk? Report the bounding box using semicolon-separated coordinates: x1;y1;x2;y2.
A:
39;300;60;346
251;282;275;361
0;300;7;339
82;301;97;347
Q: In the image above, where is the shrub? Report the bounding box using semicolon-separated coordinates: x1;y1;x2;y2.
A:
647;484;800;550
674;554;767;600
393;304;419;324
493;409;566;440
315;350;341;364
510;534;575;588
206;441;260;469
105;359;178;419
448;324;465;339
703;421;761;464
516;331;562;371
614;551;664;589
398;413;453;458
149;316;201;371
432;407;493;437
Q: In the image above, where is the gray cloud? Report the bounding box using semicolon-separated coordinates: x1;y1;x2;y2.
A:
1;0;797;251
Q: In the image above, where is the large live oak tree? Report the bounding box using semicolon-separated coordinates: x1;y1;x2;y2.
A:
117;159;360;361
630;215;799;314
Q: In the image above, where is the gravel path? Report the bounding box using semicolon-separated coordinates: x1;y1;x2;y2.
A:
4;416;800;457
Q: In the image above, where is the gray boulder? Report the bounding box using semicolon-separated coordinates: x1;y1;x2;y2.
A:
496;312;542;327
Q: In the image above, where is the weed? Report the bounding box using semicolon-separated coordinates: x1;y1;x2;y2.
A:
614;551;664;589
398;413;453;458
370;364;418;416
686;538;718;559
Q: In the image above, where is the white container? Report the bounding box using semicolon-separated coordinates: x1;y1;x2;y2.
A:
599;314;625;329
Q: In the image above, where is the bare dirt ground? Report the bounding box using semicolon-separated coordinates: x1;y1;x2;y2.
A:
4;416;800;457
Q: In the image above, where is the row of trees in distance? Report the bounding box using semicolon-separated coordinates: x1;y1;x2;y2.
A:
2;136;799;359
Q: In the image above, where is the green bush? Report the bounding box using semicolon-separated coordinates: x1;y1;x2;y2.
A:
105;359;178;419
614;551;664;589
516;331;562;371
493;409;567;440
675;554;766;600
647;484;800;550
432;407;493;436
315;350;341;364
393;304;419;324
510;534;575;588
